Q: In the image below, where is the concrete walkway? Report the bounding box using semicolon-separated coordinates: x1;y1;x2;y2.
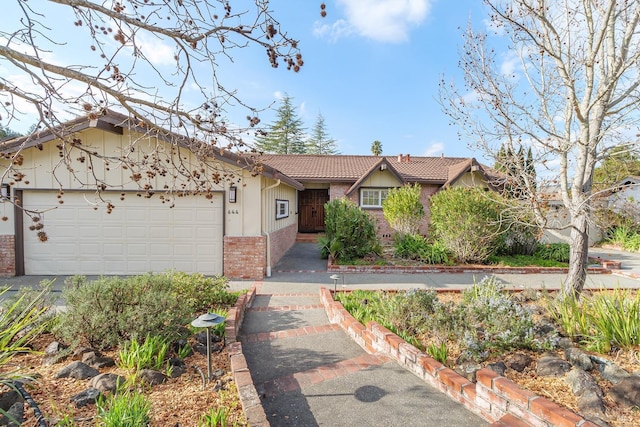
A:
237;243;640;426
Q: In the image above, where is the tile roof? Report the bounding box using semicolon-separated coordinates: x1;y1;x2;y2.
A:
260;154;474;183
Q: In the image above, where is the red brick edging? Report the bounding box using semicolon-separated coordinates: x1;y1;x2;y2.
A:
319;287;599;427
327;256;619;275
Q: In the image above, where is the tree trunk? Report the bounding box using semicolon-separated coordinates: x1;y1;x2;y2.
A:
563;213;590;298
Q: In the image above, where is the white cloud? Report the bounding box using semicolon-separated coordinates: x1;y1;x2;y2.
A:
423;141;444;156
135;34;176;67
319;0;432;43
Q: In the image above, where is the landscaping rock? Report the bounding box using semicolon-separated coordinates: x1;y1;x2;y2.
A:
73;347;99;361
557;337;574;349
610;376;640;408
505;353;533;372
195;331;222;345
90;373;125;393
537;355;571;377
139;369;167;386
0;401;25;427
455;363;482;382
597;362;630;384
42;341;69;366
83;353;115;369
565;368;606;422
212;369;226;380
534;319;557;337
55;361;99;380
565;347;594;371
70;388;102;408
487;361;507;376
168;358;187;378
0;390;23;412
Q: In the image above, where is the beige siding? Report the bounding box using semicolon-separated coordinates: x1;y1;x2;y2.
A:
262;177;297;234
450;171;491;189
360;170;402;188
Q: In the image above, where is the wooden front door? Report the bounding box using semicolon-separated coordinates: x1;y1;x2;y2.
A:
298;189;330;232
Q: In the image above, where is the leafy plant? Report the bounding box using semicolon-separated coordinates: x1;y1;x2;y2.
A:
430;187;505;263
534;243;570;263
0;287;51;379
318;198;380;261
117;334;169;372
166;271;237;312
382;183;425;235
95;390;151;427
426;342;448;364
547;289;640;353
199;407;237;427
393;234;450;264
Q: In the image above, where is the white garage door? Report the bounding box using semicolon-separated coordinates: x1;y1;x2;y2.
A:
22;191;223;275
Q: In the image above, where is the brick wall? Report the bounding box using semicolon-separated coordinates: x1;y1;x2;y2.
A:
320;287;597;427
0;235;15;277
223;236;266;280
268;223;297;268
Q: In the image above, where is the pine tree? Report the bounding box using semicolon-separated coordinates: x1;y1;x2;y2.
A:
255;94;306;154
371;140;383;156
307;113;339;154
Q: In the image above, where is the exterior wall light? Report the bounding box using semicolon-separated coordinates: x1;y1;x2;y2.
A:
229;185;237;203
0;183;9;201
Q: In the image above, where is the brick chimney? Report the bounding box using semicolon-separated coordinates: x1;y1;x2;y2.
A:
398;154;402;163
405;154;410;163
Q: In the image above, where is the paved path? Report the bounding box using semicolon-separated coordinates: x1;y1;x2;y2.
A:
237;243;640;426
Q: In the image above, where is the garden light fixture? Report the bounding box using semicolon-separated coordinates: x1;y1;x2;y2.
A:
191;312;225;382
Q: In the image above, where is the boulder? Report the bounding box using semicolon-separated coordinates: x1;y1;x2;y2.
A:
0;402;24;427
0;390;23;412
565;368;606;421
487;361;507;376
610;376;640;408
139;369;167;386
565;347;594;371
82;352;115;369
90;373;125;393
70;388;102;408
537;355;571;377
597;362;630;384
505;353;533;372
55;361;99;380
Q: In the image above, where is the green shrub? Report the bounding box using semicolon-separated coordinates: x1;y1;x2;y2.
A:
534;243;570;263
55;275;191;349
382;183;425;235
96;391;150;427
430;187;505;263
165;271;236;312
318;198;380;261
393;234;450;264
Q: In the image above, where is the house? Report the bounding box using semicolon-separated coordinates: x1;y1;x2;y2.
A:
607;176;640;213
0;111;496;280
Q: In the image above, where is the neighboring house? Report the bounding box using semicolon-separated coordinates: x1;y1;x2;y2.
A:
607;176;640;212
0;112;496;279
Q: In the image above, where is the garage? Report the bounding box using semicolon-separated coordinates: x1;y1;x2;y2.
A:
21;190;223;275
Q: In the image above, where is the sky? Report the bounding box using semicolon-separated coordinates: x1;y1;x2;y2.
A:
233;0;489;159
2;0;494;161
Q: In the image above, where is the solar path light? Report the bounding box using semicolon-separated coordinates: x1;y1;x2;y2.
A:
330;274;341;293
191;312;225;382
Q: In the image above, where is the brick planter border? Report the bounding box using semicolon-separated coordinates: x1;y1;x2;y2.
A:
319;287;599;427
327;256;618;275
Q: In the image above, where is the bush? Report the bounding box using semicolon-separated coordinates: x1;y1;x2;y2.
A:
393;234;450;264
382;183;425;235
165;271;235;312
56;272;238;349
430;187;505;263
318;198;380;261
534;243;570;263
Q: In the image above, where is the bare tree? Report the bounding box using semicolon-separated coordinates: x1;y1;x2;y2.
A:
440;0;640;297
1;0;305;198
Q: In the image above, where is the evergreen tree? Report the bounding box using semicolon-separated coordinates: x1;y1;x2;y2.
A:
371;140;383;156
593;146;640;190
255;94;306;154
0;125;20;140
306;113;339;154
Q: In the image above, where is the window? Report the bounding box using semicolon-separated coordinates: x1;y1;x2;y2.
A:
276;199;289;219
360;188;389;208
